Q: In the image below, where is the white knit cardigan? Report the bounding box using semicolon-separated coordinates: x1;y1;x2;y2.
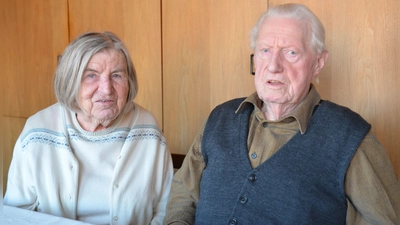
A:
4;102;174;225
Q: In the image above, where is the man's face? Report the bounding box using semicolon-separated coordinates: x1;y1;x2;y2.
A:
254;17;326;107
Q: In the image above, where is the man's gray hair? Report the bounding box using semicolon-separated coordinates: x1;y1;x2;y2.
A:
250;3;326;54
54;31;138;113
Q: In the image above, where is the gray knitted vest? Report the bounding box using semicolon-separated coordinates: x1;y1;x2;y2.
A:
195;98;371;225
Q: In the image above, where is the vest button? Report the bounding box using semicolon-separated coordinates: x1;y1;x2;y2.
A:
251;152;257;159
228;219;238;225
262;122;268;128
239;196;248;203
248;174;257;181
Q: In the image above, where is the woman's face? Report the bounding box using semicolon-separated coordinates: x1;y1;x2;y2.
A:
77;49;129;131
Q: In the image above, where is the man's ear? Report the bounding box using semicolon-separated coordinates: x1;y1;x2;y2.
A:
314;50;329;76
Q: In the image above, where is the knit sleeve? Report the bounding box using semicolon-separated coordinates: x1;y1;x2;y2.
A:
4;125;39;210
150;141;174;225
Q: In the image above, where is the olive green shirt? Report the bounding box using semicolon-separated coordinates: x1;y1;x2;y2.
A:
165;85;400;225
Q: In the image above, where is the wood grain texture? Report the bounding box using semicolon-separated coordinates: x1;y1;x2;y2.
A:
162;0;211;154
162;0;268;154
209;1;268;107
68;0;163;125
2;0;67;117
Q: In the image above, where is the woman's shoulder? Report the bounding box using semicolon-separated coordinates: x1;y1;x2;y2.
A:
26;103;62;121
23;103;65;131
130;102;160;127
17;103;70;150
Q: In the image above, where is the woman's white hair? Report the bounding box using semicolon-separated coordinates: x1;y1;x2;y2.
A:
250;3;326;54
54;31;138;113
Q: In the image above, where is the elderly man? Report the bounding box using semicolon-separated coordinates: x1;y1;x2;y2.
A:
164;3;399;225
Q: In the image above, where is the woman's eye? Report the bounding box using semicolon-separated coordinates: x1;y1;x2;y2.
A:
82;73;97;83
84;73;96;79
288;50;296;55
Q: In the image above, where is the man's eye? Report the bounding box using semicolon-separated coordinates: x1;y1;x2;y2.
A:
88;74;95;78
288;50;296;55
262;49;269;53
112;73;122;78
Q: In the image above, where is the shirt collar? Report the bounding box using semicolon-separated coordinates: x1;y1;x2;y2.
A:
236;84;321;134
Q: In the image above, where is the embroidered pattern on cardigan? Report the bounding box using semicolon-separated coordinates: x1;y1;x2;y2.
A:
21;126;166;150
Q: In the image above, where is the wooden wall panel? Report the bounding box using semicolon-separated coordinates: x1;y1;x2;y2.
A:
3;1;67;117
1;0;69;194
162;0;268;154
68;0;163;125
162;0;211;154
209;1;268;107
270;0;399;178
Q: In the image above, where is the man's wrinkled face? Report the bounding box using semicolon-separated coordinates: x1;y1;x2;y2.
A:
253;17;323;106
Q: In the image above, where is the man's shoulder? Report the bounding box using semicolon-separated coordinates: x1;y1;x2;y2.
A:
213;97;247;111
320;101;367;121
316;100;371;131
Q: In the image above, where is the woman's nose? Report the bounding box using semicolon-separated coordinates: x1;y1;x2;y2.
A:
99;77;113;93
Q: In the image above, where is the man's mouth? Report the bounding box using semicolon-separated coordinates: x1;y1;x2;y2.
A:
267;80;283;84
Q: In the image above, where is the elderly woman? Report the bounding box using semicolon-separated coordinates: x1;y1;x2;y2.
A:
4;31;173;225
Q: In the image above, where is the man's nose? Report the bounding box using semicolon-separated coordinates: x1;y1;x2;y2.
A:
267;52;283;73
